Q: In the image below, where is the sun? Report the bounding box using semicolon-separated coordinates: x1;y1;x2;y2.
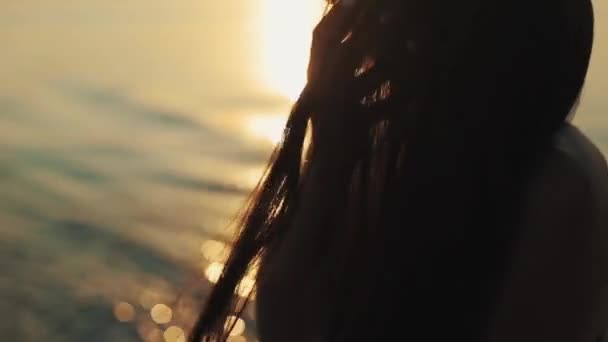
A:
246;1;324;146
259;0;326;101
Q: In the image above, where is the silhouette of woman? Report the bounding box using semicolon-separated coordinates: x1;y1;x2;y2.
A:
190;0;608;341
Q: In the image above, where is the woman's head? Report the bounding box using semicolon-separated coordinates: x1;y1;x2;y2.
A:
190;1;594;340
313;0;594;144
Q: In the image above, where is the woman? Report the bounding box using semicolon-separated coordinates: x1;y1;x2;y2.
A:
191;0;608;341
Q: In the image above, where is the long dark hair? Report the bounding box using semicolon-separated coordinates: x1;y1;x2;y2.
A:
190;0;594;340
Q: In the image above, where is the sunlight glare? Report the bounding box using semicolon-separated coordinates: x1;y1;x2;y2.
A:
259;0;325;101
246;115;287;145
244;166;266;188
201;240;230;263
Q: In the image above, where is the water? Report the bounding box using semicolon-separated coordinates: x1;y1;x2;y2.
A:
0;1;299;340
1;1;607;341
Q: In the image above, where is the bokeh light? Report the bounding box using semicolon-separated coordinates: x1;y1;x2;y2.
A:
225;316;246;336
150;303;173;324
163;326;186;342
236;276;256;298
204;262;225;284
200;240;230;263
113;302;135;322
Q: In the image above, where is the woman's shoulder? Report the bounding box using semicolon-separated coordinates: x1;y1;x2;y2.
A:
521;122;608;245
551;123;608;190
524;123;608;211
488;124;608;342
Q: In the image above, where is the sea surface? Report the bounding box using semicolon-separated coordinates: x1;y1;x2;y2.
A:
1;1;607;341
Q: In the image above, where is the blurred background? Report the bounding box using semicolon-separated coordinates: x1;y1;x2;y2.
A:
0;1;606;341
